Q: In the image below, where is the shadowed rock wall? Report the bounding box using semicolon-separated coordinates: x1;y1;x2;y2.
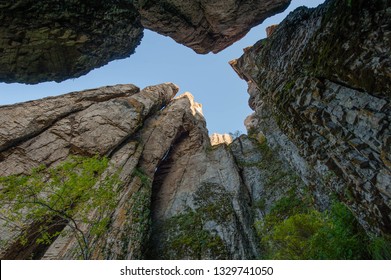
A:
0;0;290;84
231;0;391;235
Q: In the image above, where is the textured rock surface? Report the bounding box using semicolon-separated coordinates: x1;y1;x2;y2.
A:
0;83;178;259
231;0;391;235
0;0;291;84
1;83;301;259
210;133;233;146
148;133;257;259
134;0;291;54
0;81;307;259
0;0;143;84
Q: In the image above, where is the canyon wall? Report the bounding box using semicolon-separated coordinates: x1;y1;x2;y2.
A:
0;0;390;259
231;0;391;235
0;0;143;84
0;82;305;259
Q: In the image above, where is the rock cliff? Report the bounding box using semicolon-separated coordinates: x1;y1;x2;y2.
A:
0;82;308;259
134;0;291;54
0;0;290;84
231;0;391;235
1;0;390;260
0;0;143;84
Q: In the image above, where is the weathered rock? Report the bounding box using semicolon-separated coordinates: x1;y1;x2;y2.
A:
0;82;178;259
0;84;140;154
0;0;143;84
210;133;233;146
135;0;291;54
265;24;278;37
0;0;291;84
0;77;310;259
148;133;258;259
1;82;299;260
231;0;391;235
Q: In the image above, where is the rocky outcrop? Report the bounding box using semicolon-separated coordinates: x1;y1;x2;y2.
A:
0;0;143;84
0;0;290;84
1;0;389;260
231;0;391;235
134;0;291;54
0;81;308;259
0;83;177;259
210;133;232;146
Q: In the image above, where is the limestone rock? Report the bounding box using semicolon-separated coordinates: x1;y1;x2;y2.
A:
0;84;140;154
148;133;258;259
0;1;143;84
231;0;391;234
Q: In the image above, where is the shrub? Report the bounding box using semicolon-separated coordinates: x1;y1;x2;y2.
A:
0;155;120;259
256;194;388;259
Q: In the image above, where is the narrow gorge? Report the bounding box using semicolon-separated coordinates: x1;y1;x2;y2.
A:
0;0;390;260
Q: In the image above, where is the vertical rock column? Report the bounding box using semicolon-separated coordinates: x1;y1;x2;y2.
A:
231;0;391;234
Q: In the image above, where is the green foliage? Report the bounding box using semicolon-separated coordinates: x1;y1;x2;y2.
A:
261;211;325;259
0;155;120;259
368;235;391;260
162;207;227;259
127;183;152;259
133;167;152;188
256;189;309;236
306;202;368;259
283;81;296;92
256;194;390;260
157;183;230;259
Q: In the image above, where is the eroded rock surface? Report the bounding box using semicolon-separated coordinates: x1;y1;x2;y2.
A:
0;81;307;259
135;0;291;54
0;0;290;84
231;0;391;235
0;0;143;84
210;133;232;146
0;83;177;259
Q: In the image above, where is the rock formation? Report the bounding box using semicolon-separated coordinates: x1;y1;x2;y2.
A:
0;82;306;259
231;0;391;235
0;0;290;84
134;0;291;54
210;133;232;146
1;0;390;260
0;1;143;84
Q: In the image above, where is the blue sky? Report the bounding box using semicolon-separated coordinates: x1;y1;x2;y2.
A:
0;0;324;135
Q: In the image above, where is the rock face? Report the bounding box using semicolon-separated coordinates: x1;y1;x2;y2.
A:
134;0;291;54
0;83;177;259
0;83;303;259
0;0;290;84
210;133;232;146
1;0;390;260
0;0;143;84
231;0;391;235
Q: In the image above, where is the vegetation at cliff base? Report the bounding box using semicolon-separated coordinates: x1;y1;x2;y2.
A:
0;155;120;259
256;191;391;260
